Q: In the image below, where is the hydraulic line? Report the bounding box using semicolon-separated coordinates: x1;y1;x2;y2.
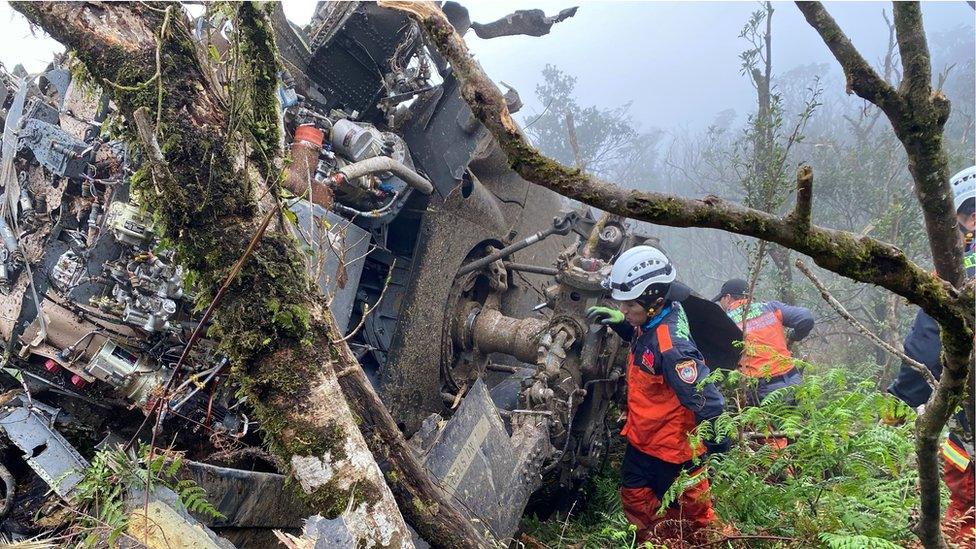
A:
334;155;434;195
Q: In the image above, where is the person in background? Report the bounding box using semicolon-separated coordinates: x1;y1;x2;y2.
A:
888;165;975;544
713;278;814;406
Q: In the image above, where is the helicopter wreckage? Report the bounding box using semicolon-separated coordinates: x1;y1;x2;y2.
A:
0;3;742;546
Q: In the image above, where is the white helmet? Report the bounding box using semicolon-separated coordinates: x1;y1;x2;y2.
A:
951;165;976;213
603;245;676;301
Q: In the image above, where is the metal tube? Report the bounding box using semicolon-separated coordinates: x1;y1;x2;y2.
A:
457;230;551;276
502;262;559;276
0;218;17;253
337;156;434;195
467;307;547;364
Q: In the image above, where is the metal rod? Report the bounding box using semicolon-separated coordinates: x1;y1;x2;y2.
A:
458;230;552;276
457;211;575;276
486;362;519;373
502;262;558;276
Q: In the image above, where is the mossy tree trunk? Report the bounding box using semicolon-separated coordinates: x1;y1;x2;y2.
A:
384;2;974;548
11;2;414;546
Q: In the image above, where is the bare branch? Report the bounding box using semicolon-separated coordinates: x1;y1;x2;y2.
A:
132;107;171;180
564;111;585;170
795;259;936;389
892;2;932;102
795;2;903;115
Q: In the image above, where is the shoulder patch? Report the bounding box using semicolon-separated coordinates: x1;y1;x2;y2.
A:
675;359;698;384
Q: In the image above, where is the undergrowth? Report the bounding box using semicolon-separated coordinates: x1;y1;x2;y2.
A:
64;444;222;547
520;368;923;548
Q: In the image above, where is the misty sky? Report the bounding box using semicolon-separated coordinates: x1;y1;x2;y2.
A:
1;1;972;133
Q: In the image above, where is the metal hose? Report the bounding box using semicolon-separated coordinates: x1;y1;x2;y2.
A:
336;156;434;195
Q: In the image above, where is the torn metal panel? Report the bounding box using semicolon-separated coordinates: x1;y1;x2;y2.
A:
126;486;236;549
470;7;579;39
288;201;370;333
422;378;524;540
182;460;313;529
0;403;88;498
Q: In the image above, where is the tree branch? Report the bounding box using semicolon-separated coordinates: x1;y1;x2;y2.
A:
795;2;902;114
795;259;936;389
787;164;813;230
892;2;931;103
380;0;967;338
796;1;962;290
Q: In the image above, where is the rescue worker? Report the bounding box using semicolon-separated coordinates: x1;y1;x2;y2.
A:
712;279;814;405
586;245;729;542
888;165;975;544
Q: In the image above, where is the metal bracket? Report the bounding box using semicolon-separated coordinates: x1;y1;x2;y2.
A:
0;398;89;499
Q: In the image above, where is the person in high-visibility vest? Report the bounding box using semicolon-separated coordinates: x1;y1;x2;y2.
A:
713;278;814;406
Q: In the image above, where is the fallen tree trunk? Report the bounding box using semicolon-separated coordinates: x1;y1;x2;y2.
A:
383;3;974;548
8;3;488;547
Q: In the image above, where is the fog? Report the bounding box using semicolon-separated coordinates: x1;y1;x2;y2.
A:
3;2;971;135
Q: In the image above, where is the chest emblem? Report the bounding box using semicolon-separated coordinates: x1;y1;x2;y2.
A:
676;360;698;383
641;349;655;371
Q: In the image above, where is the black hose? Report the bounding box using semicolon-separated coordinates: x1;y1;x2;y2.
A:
0;462;15;518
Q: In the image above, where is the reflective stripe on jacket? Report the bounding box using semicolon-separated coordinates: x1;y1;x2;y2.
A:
726;299;813;378
621;303;725;464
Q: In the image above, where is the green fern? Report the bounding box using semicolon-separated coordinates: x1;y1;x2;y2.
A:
522;367;922;548
66;443;224;546
819;532;902;549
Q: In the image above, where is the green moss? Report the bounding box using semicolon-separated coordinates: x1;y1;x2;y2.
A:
236;2;283;177
301;478;382;519
412;497;440;518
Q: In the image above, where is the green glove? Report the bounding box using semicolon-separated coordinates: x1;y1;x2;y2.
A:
586;306;624;326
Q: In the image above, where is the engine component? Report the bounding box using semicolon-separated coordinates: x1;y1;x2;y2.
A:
0;217;18;255
283;124;331;208
453;304;546;364
330;118;376;161
334;155;433;195
104;250;183;332
50;250;84;291
84;339;166;407
16;117;89;178
105;201;154;247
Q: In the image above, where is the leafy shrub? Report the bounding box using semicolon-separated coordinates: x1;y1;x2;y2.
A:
702;368;919;545
67;443;223;546
521;368;921;548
